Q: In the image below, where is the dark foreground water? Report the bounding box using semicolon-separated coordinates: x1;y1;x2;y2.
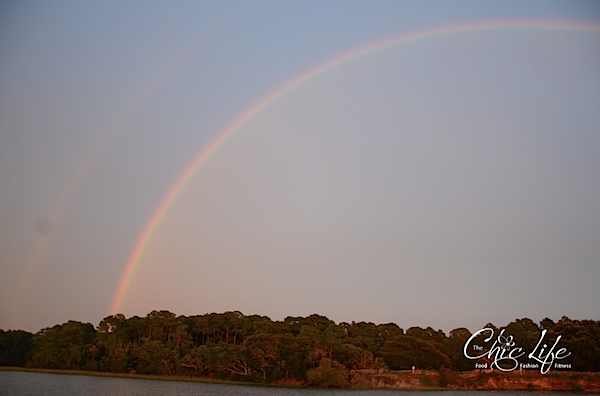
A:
0;371;579;396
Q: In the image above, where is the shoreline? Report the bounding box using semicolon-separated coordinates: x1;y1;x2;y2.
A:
2;366;600;392
357;369;600;393
0;366;262;388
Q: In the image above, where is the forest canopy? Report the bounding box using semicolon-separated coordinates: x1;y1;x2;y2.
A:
1;312;599;387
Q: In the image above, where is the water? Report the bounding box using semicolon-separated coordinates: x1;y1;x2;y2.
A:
0;371;576;396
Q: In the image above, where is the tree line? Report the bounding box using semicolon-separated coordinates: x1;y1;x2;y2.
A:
1;312;599;387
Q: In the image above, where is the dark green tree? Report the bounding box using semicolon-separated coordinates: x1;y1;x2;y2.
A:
28;321;96;370
553;318;600;371
131;339;172;375
0;330;33;366
503;318;540;353
443;327;472;370
333;342;374;369
406;326;447;349
381;335;451;370
96;314;132;372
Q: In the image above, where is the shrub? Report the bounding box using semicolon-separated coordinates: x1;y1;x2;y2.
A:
306;358;349;388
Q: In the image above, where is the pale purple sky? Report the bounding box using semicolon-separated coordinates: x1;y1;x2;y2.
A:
1;1;599;333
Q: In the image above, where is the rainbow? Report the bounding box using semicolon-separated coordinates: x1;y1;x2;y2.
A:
10;40;203;329
109;19;600;315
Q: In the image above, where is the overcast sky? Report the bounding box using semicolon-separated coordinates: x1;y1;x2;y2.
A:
1;1;599;333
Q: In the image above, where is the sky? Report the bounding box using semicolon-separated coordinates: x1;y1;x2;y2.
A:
1;1;600;334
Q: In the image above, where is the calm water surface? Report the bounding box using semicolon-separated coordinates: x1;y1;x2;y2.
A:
0;371;578;396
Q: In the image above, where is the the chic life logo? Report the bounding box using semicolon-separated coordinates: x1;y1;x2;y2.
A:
463;328;571;374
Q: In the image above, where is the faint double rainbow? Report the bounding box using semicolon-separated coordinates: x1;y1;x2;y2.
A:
11;6;254;329
109;19;600;315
